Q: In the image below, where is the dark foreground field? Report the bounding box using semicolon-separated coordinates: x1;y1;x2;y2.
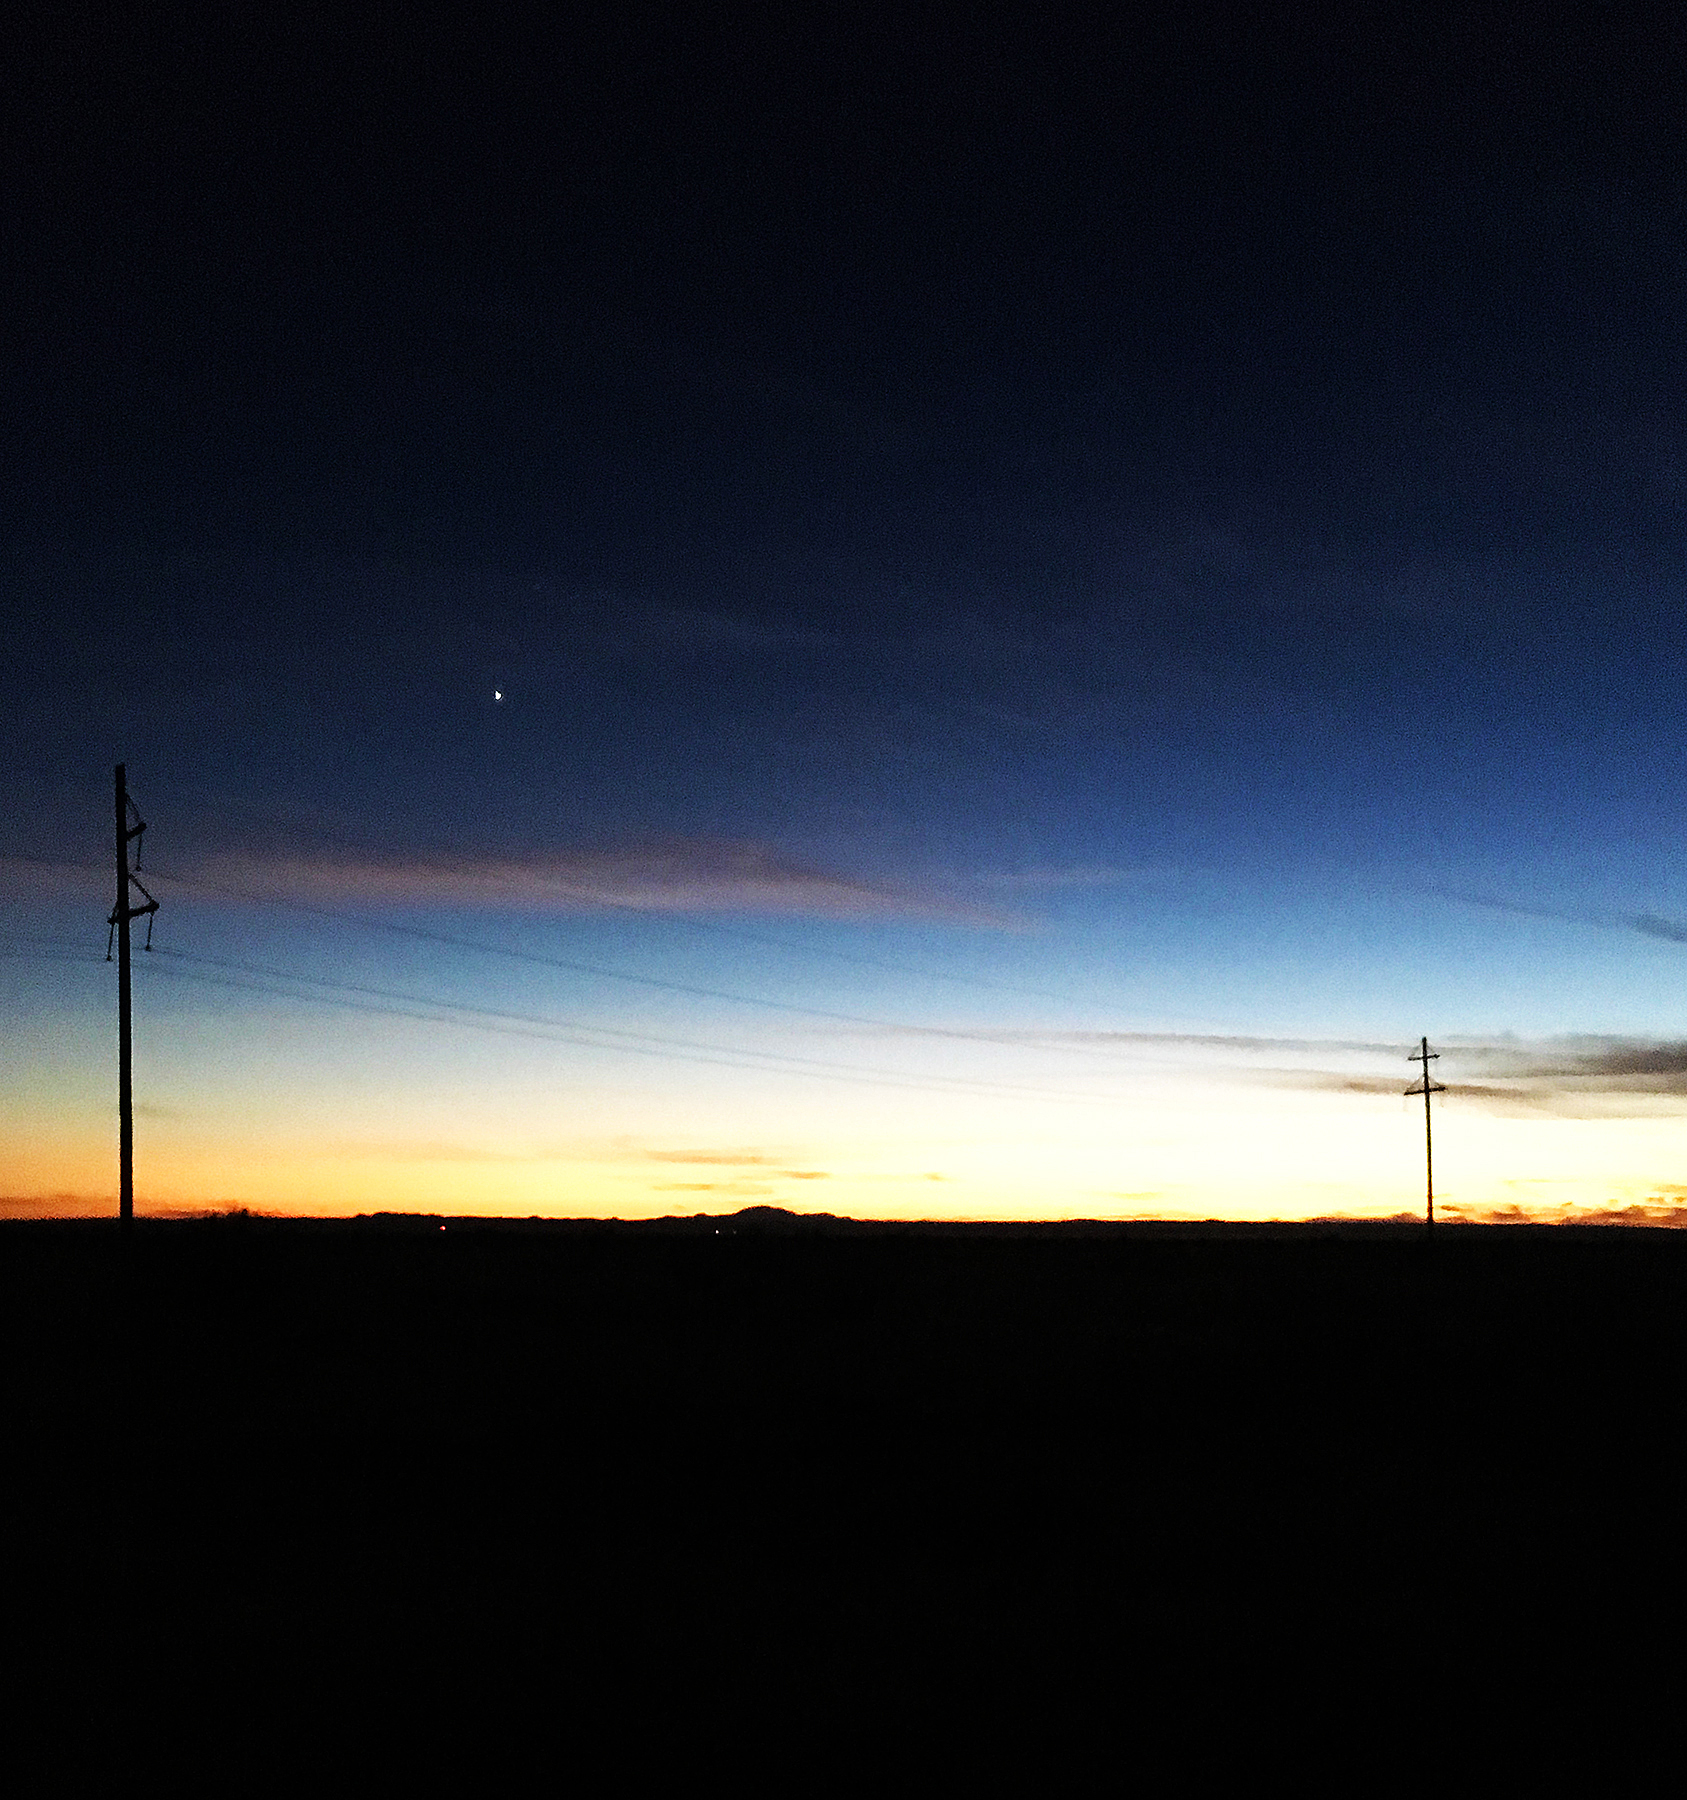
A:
4;1211;1681;1748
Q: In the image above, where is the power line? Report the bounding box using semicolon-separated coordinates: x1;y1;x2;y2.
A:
9;843;1194;1075
6;842;1260;1065
9;847;1158;1065
150;944;1107;1097
139;862;1150;1066
136;951;1121;1105
17;847;1120;1058
137;784;1092;1008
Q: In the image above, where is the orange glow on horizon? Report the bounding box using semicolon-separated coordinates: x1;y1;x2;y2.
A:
9;1083;1687;1224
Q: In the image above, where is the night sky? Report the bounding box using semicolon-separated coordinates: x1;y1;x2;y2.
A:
8;5;1687;1219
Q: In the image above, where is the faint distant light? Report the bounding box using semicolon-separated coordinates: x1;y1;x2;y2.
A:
494;690;503;702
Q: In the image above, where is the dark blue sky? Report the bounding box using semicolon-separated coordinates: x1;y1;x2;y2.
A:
8;6;1687;1217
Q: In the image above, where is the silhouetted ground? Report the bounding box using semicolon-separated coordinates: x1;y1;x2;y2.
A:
5;1212;1681;1742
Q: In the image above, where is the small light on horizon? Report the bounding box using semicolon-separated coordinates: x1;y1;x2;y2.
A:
494;690;503;702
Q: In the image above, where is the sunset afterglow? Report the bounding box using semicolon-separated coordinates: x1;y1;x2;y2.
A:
10;842;1687;1222
8;8;1687;1228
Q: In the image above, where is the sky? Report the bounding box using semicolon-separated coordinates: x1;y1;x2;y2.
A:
7;4;1687;1221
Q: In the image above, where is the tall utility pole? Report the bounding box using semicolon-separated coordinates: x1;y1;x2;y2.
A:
109;765;158;1227
1405;1036;1446;1230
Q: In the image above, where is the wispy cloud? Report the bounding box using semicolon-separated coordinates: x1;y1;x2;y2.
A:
607;600;839;658
643;1149;831;1182
829;1024;1407;1055
979;865;1171;891
645;1149;775;1167
1289;1036;1687;1115
827;1017;1687;1116
1631;914;1687;944
193;839;1013;926
1093;1029;1687;1104
326;1139;565;1163
651;1179;777;1196
1444;887;1687;947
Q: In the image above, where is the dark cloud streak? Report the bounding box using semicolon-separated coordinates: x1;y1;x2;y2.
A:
1629;914;1687;944
1445;888;1687;950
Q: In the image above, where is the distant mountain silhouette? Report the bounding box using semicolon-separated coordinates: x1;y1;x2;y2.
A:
712;1205;844;1235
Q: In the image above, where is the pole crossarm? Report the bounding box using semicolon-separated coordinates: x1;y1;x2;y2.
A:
109;894;160;925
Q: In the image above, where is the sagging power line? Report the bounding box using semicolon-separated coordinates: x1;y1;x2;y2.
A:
139;943;1119;1105
138;862;1154;1067
11;844;1174;1068
1;786;1482;1218
138;782;1092;1010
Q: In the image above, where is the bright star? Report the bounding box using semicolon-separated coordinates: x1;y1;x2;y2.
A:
494;690;503;701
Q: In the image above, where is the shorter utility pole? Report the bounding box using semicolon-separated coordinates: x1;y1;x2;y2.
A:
1405;1036;1446;1230
108;764;159;1227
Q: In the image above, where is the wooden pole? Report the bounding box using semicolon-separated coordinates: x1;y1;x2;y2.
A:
115;763;132;1227
1406;1037;1444;1232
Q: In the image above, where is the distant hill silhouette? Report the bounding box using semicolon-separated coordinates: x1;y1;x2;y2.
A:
711;1205;843;1234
